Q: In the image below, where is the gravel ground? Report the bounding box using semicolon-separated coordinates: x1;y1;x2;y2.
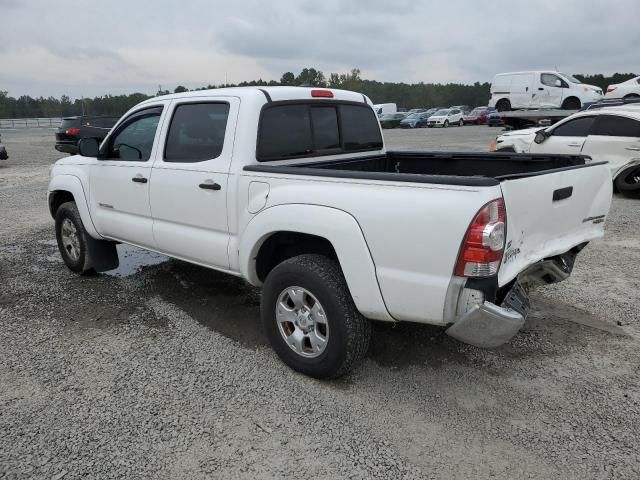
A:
1;126;639;479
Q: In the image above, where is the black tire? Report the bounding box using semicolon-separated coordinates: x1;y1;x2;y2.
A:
624;94;640;101
459;119;464;127
55;202;119;274
562;97;581;110
614;166;640;198
443;120;449;128
261;254;371;379
496;99;511;112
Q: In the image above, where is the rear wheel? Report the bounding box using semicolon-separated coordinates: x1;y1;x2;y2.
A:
624;94;640;101
615;166;640;198
496;99;511;112
261;254;371;379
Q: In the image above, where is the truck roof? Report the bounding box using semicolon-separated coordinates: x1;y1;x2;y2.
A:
138;86;370;106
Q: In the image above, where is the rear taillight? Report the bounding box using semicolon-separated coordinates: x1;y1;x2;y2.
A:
66;128;80;135
606;87;617;93
455;198;506;277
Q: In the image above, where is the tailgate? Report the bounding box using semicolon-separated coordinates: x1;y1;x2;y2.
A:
498;163;612;286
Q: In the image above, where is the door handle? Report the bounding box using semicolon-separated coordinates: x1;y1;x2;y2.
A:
538;87;544;91
567;143;582;147
625;146;640;151
199;182;221;191
132;176;148;183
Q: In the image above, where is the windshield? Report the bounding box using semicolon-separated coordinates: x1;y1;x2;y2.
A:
560;73;582;84
470;108;486;115
434;109;450;116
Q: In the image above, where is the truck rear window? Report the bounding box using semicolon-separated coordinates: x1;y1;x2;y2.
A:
257;102;382;161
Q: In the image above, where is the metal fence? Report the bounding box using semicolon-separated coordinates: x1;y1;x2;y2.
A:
0;117;63;129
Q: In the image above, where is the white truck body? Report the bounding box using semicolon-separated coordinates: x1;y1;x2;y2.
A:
48;86;612;377
489;71;603;111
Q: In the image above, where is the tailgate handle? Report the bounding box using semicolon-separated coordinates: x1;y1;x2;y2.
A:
553;186;573;202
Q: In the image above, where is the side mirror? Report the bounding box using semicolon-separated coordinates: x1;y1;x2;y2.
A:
78;138;100;157
534;130;548;144
554;79;562;88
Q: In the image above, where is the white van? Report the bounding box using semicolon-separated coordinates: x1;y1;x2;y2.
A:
373;103;397;117
489;71;603;111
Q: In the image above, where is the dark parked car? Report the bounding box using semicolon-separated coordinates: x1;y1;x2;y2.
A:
379;113;407;129
0;133;8;160
463;107;493;125
399;111;433;128
55;116;119;154
486;110;504;127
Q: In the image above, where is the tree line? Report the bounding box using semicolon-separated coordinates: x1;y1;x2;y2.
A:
0;69;636;119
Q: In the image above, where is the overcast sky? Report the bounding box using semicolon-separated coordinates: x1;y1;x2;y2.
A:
1;0;639;98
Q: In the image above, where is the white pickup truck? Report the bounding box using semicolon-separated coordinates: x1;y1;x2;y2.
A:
48;87;612;378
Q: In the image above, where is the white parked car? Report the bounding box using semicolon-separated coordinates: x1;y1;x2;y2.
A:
427;108;464;127
605;77;640;100
489;71;603;112
491;106;640;196
48;87;612;378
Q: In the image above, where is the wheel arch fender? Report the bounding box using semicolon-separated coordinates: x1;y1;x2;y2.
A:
239;204;394;322
48;174;101;239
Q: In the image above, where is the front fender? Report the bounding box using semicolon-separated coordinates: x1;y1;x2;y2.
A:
48;174;101;239
239;204;394;322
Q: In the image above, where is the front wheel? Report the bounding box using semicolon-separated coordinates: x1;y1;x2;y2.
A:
443;120;449;128
459;119;464;127
261;254;371;379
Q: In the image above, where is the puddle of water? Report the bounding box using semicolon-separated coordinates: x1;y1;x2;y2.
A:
104;244;168;278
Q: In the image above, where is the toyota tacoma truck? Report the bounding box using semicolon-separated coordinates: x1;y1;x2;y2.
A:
47;87;612;378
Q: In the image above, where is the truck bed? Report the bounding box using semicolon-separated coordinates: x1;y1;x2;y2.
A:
244;151;600;187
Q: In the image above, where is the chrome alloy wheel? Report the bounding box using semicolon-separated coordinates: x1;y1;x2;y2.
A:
276;287;329;358
60;218;81;262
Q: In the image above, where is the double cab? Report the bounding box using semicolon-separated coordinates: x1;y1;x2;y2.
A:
48;87;612;378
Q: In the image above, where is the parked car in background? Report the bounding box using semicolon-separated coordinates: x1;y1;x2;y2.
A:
487;110;505;127
463;107;494;125
490;106;640;196
55;116;120;154
450;105;471;115
399;111;432;128
48;86;612;378
427;108;464;127
373;103;397;117
379;112;407;129
605;77;640;100
489;71;603;112
0;133;8;160
406;108;428;114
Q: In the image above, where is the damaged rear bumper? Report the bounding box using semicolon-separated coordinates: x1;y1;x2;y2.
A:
444;248;580;348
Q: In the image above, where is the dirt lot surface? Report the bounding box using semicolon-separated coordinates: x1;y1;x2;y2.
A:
1;126;639;479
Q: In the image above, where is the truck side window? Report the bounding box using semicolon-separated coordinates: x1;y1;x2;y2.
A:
592;115;640;137
164;103;230;163
107;112;162;161
258;105;313;160
551;117;595;137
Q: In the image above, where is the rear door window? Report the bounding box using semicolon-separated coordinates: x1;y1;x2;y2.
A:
552;116;595;137
592;115;640;137
164;103;230;163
